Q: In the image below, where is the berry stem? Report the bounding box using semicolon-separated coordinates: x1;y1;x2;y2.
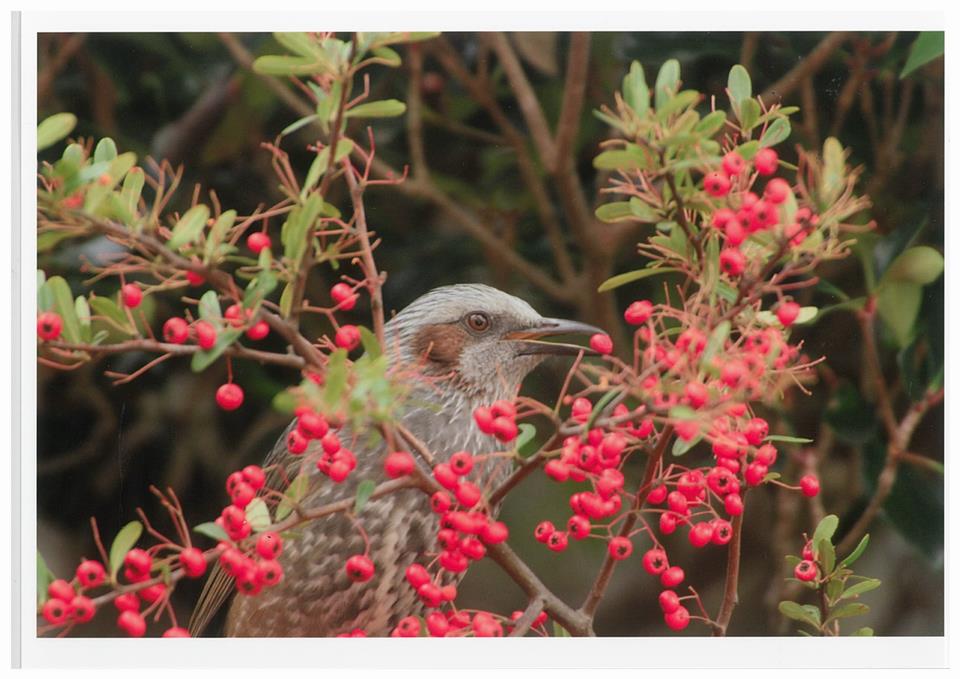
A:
712;507;745;636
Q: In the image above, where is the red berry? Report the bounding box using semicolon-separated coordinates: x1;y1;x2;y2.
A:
660;566;685;588
70;595;95;623
755;444;778;466
433;463;459;490
242;465;266;490
257;532;283;560
384;451;415;478
608;536;633;561
76;560;106;588
754;147;779;176
224;303;247;328
246;232;271;254
215;383;244;411
799;474;821;497
41;598;70;625
117;610;146;637
719;247;746;276
179;548;207;578
193;320;217;349
186;270;205;286
450;451;474;476
138;583;166;604
659;512;678;535
331;283;359;310
48;579;75;602
405;564;431;589
724;493;745;516
684;381;709;409
744;418;769;445
430;491;452;514
392;616;421;637
544;459;570;482
658;590;681;614
481;521;509;545
426;611;450;637
776;301;801;327
688;522;714;548
567;514;591;540
123;549;152;577
121;283;143;308
257;559;284;587
492;417;518;442
163;626;191;637
114;592;140;613
745;462;768;486
473;406;496;434
664;605;690;631
724;217;746;246
455;481;482;508
345;555;375;583
162;317;190;344
547;531;569;552
764;177;792;204
245;321;269;340
704;171;731;197
641;548;668;575
286;428;309;455
802;540;815;561
534;521;555;543
335;324;361;351
794;559;818;582
647;483;667;505
721;151;746;177
624;300;653;326
711;519;734;545
230;480;255;508
37;311;63;341
590;333;614;355
297;411;329;439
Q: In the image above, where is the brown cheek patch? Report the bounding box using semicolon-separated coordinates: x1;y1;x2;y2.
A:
413;323;468;368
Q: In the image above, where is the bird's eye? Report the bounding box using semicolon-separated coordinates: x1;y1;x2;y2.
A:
465;312;491;333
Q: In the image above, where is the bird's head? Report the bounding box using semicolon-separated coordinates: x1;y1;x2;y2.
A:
385;284;603;401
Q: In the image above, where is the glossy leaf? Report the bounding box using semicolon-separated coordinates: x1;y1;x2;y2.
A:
108;521;143;577
654;59;680;111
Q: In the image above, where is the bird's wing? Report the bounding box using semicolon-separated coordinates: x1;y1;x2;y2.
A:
188;420;297;637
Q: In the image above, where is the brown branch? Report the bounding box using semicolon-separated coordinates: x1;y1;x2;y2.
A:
344;164;386;344
760;32;850;104
44;338;306;370
508;596;545;637
553;32;591;174
405;44;430;180
713;510;745;635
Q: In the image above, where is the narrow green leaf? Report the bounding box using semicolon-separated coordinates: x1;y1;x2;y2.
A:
672;433;702;457
276;473;311;521
274;32;321;58
597;267;680;293
358;326;382;358
190;327;242;372
764;435;814;444
253;54;325;76
819;538;836;575
654;59;680;111
37;552;56;605
738;98;761;131
281;114;320;137
882;246;944;285
74;296;91;342
120;167;145;220
592;147;651;171
827;603;870;622
108;521;143;578
245;498;271;532
840;534;870;569
812;514;840;551
37;112;77;151
354;479;377;514
515;423;538;458
656;90;699;120
345;99;407;119
89;295;132;334
193;522;230;542
622;60;649;117
695;110;727;137
46;276;82;343
778;600;820;629
840;578;882;601
197;290;222;323
166;205;210;251
760;118;791;147
595;201;633;223
203;210;237;265
901;32;944;78
371;46;402;67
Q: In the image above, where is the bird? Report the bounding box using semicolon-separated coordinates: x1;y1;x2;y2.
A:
189;284;601;637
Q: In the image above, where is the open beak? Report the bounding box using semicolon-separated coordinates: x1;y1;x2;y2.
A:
506;317;605;356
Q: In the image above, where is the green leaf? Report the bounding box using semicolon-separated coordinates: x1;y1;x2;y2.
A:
654;59;680;111
274;32;321;58
322;349;349;411
700;320;731;368
595;201;633;223
203;210;236;264
552;621;571;638
851;626;874;636
656;90;699;120
695;110;727;137
120;167;145;220
197;290;222;324
839;534;870;569
108;521;143;578
93;137;118;164
827;603;870;622
371;46;402;67
672;433;702;457
629;197;659;222
597;267;680;293
46;276;82;343
354;479;376;514
812;514;839;551
345;99;407;119
819;538;836;575
243;268;278;309
276;473;311;521
760;118;791;148
301;139;355;198
37;112;77;151
190;327;242;372
882;246;944;285
778;601;821;629
281;114;320;137
74;296;91;342
193;522;230;542
592;147;651;171
755;306;818;327
515;423;538;458
37;551;56;605
876;281;922;348
245;498;271;532
738;98;761;131
37;271;51;310
735;140;760;161
253;54;326;76
89;295;132;334
358;326;382;359
166;205;210;251
622;60;649;117
840;578;881;601
764;435;814;444
901;32;944;78
727;64;752;114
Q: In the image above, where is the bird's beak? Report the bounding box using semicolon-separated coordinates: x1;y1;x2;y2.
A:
506;317;605;356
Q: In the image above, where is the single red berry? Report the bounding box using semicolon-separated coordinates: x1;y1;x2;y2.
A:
534;521;555;543
455;481;482;508
76;559;106;589
711;519;734;545
335;324;361;351
755;444;778;466
37;311;63;341
224;303;247;328
230;480;255;508
42;598;70;625
48;579;75;603
754;147;779;176
439;549;469;572
724;493;745;516
659;512;678;535
589;333;614;355
330;283;359;310
121;283;143;308
179;547;207;578
297;411;329;439
473;406;496;434
547;531;569;552
186;270;205;286
776;301;801;327
345;554;375;583
745;462;768;486
544;459;570;482
246;231;271;254
242;465;266;491
257;532;283;560
624;300;653;325
163;626;191;637
193;320;217;350
566;514;590;540
117;610;146;637
256;559;284;587
384;451;415;478
704;171;731;197
138;583;166;604
70;595;95;623
481;521;509;545
426;611;450;637
659;590;681;614
799;474;821;497
405;564;431;589
660;566;685;588
721;151;746;177
647;483;667;505
450;451;474;476
114;592;140;613
123;549;152;577
688;522;715;548
802;540;816;560
684;381;709;409
215;383;244;411
245;321;269;341
433;462;459;490
764;177;792;204
744;418;769;445
664;605;691;631
430;491;452;514
286;428;308;455
641;548;668;575
719;247;747;276
162;317;190;344
460;537;486;560
392;616;421;637
608;536;633;561
492;417;518;442
794;559;818;582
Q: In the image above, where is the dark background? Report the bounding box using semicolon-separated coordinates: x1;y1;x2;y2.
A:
37;31;944;636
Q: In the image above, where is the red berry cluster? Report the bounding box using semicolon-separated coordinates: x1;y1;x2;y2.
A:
473;400;519;442
285;407;357;484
